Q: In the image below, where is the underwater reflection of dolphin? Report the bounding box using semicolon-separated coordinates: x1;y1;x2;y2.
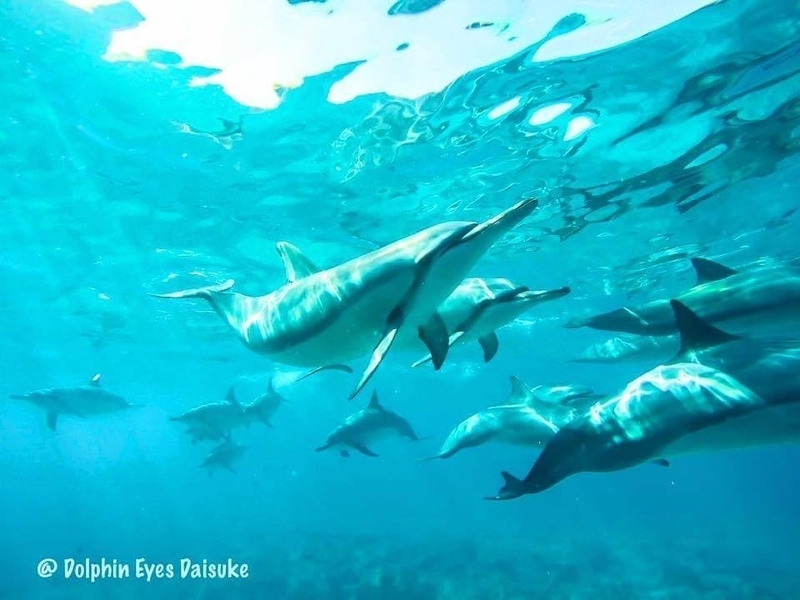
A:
151;199;538;399
315;391;421;458
564;257;800;336
490;300;800;500
571;334;678;364
9;373;138;431
424;377;605;460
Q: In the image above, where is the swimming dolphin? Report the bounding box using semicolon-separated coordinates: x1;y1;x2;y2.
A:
571;334;678;364
9;373;138;431
564;258;800;336
489;300;800;500
170;382;279;443
172;116;243;150
424;376;603;460
201;435;247;475
315;391;421;457
151;199;538;400
274;246;569;366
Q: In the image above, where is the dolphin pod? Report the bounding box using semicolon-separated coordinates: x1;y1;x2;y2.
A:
151;199;539;400
489;300;800;500
564;258;800;337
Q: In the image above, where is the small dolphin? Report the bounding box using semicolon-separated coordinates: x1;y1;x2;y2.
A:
490;300;800;500
170;381;280;443
9;373;138;431
274;247;570;367
172;116;243;150
571;334;678;364
564;257;800;336
315;391;421;457
407;278;571;367
151;199;538;400
201;436;247;475
425;376;602;460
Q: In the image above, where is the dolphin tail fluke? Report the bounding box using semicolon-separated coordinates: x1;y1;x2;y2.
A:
149;279;235;300
348;329;399;400
294;364;353;383
563;317;588;329
484;471;525;501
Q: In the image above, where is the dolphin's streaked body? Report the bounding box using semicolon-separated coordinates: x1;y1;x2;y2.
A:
407;278;570;367
9;374;137;431
201;436;247;475
571;334;678;364
426;376;603;460
490;301;800;500
564;258;800;336
152;199;538;399
315;391;421;457
170;382;280;443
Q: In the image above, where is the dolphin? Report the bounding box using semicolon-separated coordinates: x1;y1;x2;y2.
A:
9;373;138;431
172;116;244;150
170;382;280;443
315;391;421;457
151;199;538;399
425;376;604;460
274;246;569;365
489;300;800;500
571;334;678;364
564;257;800;336
201;435;247;475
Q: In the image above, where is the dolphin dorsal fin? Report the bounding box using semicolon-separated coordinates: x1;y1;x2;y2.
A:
276;241;321;283
367;391;384;411
670;300;740;355
90;373;102;387
691;257;738;286
224;387;242;408
507;376;535;404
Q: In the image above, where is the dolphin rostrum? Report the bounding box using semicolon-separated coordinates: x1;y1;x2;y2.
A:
424;376;603;460
315;391;421;457
9;373;138;431
170;381;282;444
564;257;800;336
151;199;538;399
489;300;800;500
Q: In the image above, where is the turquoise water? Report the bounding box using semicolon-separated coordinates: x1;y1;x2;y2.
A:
2;0;800;598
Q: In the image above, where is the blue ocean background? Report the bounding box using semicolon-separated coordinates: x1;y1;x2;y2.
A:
2;0;800;598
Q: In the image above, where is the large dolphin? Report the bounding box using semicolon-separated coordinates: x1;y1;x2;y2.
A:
277;244;570;366
201;436;247;475
571;334;678;364
315;391;421;457
424;376;604;460
151;199;538;399
489;300;800;500
564;258;800;336
9;374;138;431
170;381;281;443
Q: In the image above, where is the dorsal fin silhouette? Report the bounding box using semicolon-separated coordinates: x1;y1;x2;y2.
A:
691;257;738;286
670;300;740;355
506;376;535;404
276;241;321;283
367;390;384;411
224;387;242;408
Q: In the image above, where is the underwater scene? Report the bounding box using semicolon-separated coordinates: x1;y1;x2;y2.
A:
2;0;800;598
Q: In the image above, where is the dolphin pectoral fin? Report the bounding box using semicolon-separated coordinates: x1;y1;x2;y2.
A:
485;471;525;501
348;328;399;400
411;330;465;369
276;241;321;283
294;364;354;383
350;444;379;457
417;312;450;370
339;450;350;458
478;332;500;362
691;257;738;286
651;458;671;467
46;411;58;431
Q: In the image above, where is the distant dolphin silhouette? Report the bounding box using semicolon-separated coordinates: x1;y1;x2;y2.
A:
151;199;538;399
